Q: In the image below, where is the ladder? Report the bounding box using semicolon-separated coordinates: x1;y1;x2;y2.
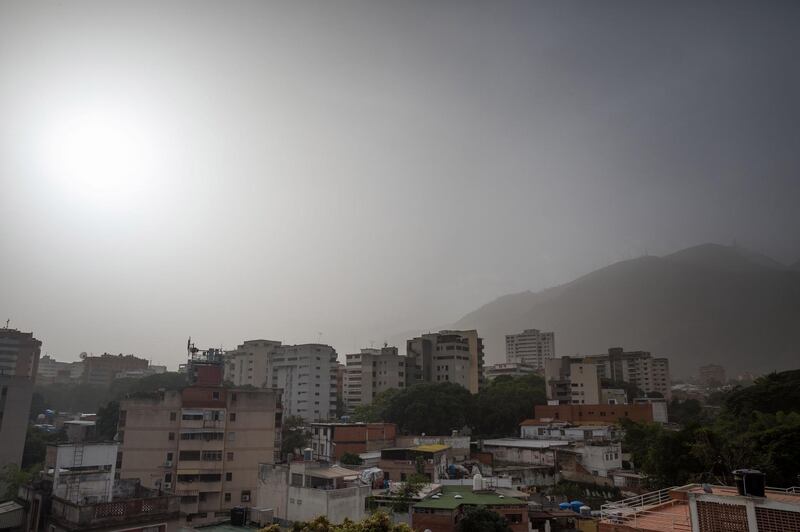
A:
65;444;85;503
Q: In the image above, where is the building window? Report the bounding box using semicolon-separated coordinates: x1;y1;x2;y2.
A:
168;432;175;441
229;412;236;422
228;432;235;441
241;490;251;502
170;412;177;421
212;391;220;400
226;472;232;481
225;493;231;502
165;473;172;483
227;452;234;461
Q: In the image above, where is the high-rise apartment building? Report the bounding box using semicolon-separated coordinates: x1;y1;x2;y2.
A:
544;357;601;404
406;330;485;393
118;346;281;527
343;346;408;412
584;347;672;400
0;327;40;468
0;327;41;378
505;329;555;369
225;340;338;422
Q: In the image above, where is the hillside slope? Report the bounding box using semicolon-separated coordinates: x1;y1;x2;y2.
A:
453;244;800;377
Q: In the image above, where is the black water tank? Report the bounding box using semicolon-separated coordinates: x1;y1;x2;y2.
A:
733;469;765;497
230;506;247;526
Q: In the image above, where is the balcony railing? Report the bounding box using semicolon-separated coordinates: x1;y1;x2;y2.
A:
50;494;179;529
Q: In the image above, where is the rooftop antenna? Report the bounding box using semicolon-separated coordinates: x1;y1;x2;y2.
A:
4;318;9;329
317;332;323;343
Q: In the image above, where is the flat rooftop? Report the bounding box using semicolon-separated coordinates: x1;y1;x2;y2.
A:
482;438;571;449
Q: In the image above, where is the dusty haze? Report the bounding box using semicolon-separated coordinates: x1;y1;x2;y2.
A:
1;1;799;366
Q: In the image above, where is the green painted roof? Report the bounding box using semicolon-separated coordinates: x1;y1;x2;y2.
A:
413;485;526;510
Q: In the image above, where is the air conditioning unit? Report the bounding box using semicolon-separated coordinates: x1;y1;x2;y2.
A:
163;482;172;490
241;494;251;502
164;460;173;467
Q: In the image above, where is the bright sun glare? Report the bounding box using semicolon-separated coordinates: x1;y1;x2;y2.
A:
43;104;161;211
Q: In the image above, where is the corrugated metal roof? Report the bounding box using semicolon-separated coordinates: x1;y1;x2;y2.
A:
412;444;450;453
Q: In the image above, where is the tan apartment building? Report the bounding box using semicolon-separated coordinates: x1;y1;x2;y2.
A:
343;346;407;412
406;330;485;393
117;385;281;526
544;357;601;404
583;347;672;399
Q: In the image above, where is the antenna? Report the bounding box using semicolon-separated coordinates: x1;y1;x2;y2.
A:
4;318;9;329
317;332;323;343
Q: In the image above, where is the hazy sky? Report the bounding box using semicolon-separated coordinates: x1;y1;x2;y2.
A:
1;1;799;367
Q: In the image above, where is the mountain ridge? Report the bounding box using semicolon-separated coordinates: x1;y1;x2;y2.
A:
452;243;800;377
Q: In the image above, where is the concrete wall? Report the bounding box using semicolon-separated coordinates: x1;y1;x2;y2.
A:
483;445;556;466
287;485;370;524
0;376;33;469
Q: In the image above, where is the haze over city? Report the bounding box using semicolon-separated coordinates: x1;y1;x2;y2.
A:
2;1;799;368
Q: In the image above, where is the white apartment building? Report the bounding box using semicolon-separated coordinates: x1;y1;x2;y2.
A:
505;329;555;369
44;442;118;503
343;346;407;412
225;341;339;422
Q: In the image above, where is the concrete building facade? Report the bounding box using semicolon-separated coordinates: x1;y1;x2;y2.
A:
406;330;484;393
343;346;407;412
117;386;281;526
80;353;149;387
484;363;539;381
0;376;35;468
257;462;370;525
504;329;555;369
0;327;40;469
544;358;602;405
584;347;672;400
225;340;338;422
310;422;396;463
0;327;41;379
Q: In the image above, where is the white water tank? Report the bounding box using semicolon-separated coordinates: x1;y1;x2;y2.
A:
472;472;483;491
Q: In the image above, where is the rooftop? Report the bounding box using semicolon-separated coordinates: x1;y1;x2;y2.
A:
412;443;450;453
600;484;800;531
414;485;526;510
482;438;571;449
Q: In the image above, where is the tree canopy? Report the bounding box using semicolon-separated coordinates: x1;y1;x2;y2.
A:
258;513;412;532
623;369;800;489
354;375;546;437
456;507;512;532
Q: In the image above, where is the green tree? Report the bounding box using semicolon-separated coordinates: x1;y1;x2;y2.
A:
281;415;310;459
1;464;36;500
383;382;472;435
352;388;400;423
96;400;120;440
456;507;511;532
258;513;412;532
470;374;545;436
724;370;800;417
340;452;363;466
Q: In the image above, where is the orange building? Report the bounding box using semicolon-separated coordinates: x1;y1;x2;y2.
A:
534;403;654;424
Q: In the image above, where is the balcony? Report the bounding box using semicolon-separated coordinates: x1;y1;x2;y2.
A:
49;493;180;531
